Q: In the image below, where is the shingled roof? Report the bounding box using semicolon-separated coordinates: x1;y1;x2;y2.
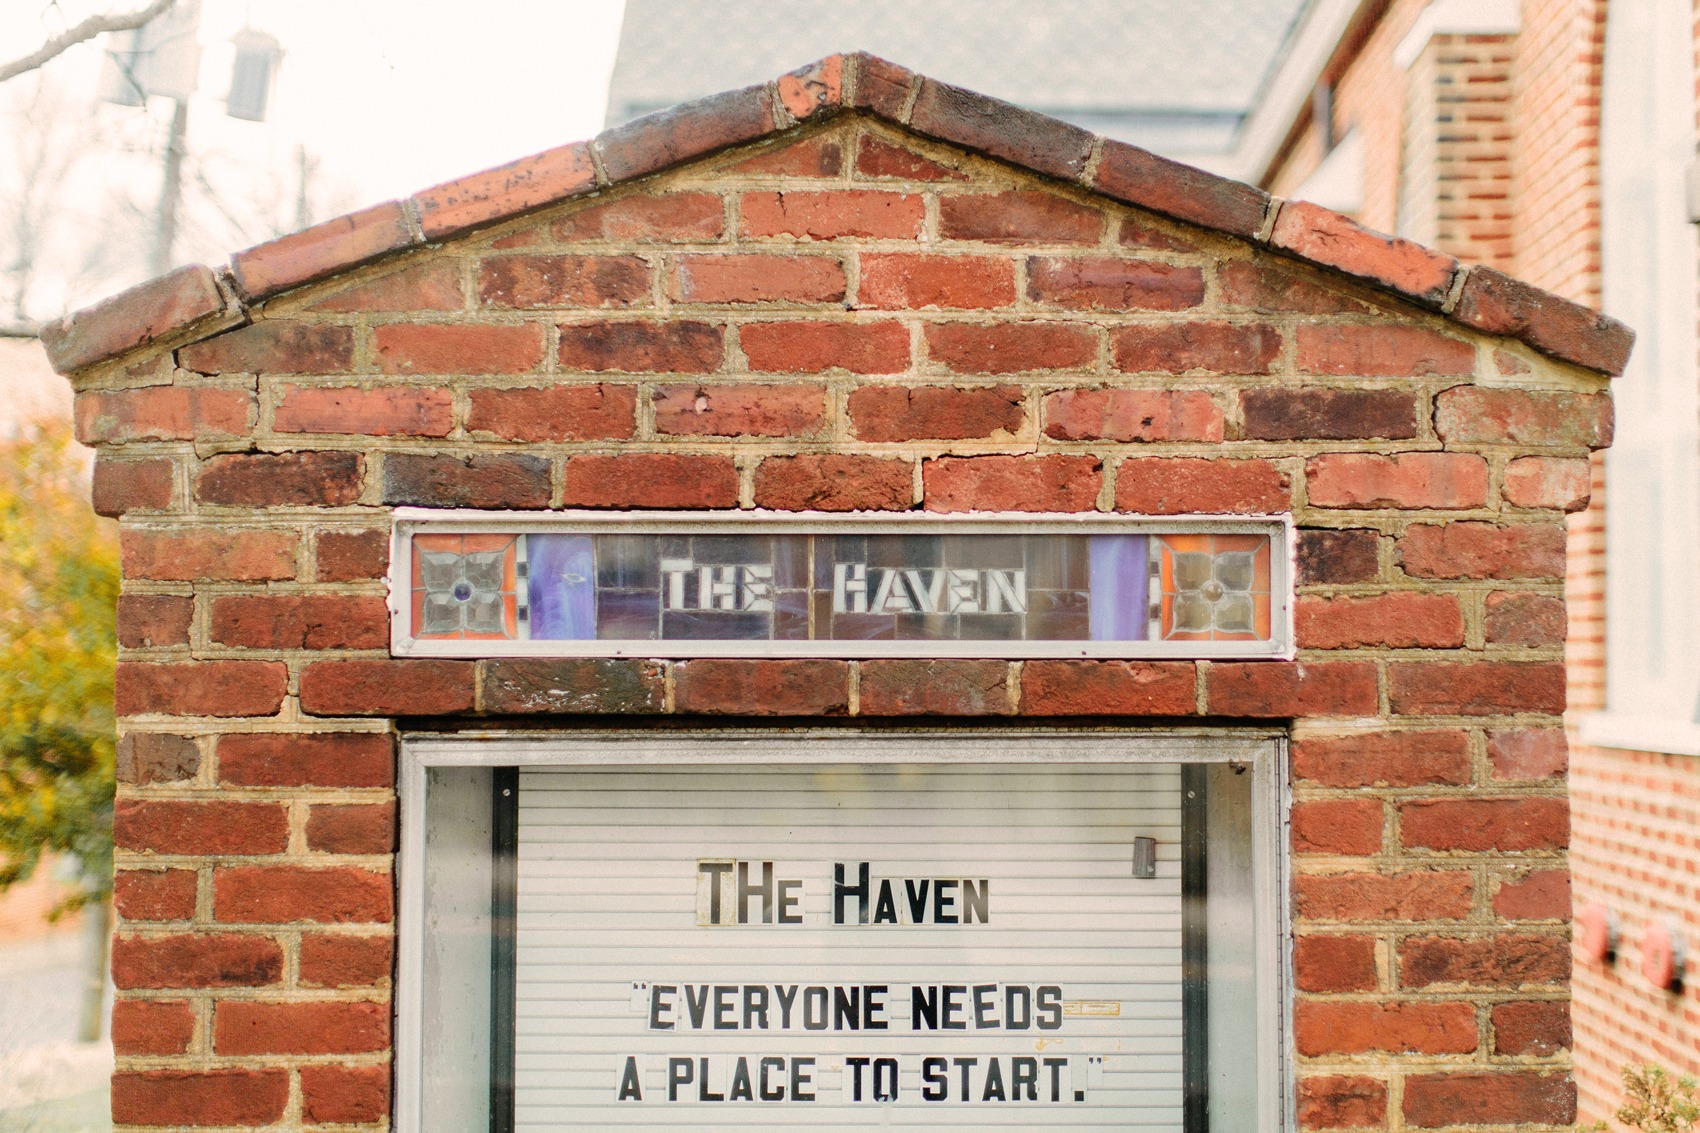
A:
40;52;1634;379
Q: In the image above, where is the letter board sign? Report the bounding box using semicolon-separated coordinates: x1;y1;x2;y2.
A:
504;761;1212;1129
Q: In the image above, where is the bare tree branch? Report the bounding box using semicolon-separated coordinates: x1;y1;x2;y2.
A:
0;0;174;85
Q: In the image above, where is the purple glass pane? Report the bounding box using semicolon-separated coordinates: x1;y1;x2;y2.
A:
528;535;596;640
1089;534;1148;641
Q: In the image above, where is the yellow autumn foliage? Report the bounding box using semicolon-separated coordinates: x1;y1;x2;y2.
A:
0;423;117;908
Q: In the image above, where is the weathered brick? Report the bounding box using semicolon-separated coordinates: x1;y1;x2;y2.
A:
847;52;916;117
672;254;846;303
112;933;283;990
1293;731;1472;788
1488;728;1567;782
727;134;844;178
299;660;476;717
315;530;389;582
777;55;844;120
741;320;909;373
1242;388;1418;440
478;254;649;308
1298;1076;1387;1130
1090;140;1271;237
178;322;352;375
116;660;288;718
93;458;174;515
1503;456;1592;511
561;453;739;508
740;190;923;239
938;191;1101;244
1271;200;1458;306
1292;798;1384;855
197;451;364;507
854;134;964;181
1294;871;1476;922
372;323;546;374
413;142;596;239
674;659;850;715
1295;1002;1478;1056
114;868;198;921
754;453;916;511
300;1065;391;1125
1493;870;1570;920
1111;322;1282;374
1484;591;1566;646
112;1069;289;1128
1118;218;1197;252
307;259;463;313
382;453;551;508
76;386;252;444
299;935;394;989
860;660;1012;715
1453;264;1634;376
116;733;200;786
1296;324;1474;376
558;320;723;372
857;253;1015;309
1115;457;1290;514
43;264;227;374
117;593;192;648
1293;934;1378;992
1403;1071;1575;1127
1206;662;1379;717
217;732;394;788
1297;528;1380;584
214;1001;389;1055
925;321;1096;373
1297;593;1466;650
1019;661;1198;715
213;865;393;924
655;383;826;437
122;528;297;582
306;803;396;854
1043;389;1222;443
231;201;415;300
1397;522;1566;580
851;384;1023;441
1400;797;1569;852
274;385;454;437
1306;452;1489;509
1219;260;1367;314
553;192;726;241
467;384;638;441
1434;387;1612;448
478;659;666;714
908;79;1094;180
1027;257;1205;311
1388;661;1566;716
924;454;1102;512
594;84;774;183
112;999;195;1055
1492;1000;1571;1056
115;799;288;855
210;594;389;651
1399;934;1570;988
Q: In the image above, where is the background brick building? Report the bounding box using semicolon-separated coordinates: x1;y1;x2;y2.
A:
44;52;1629;1133
1240;0;1700;1118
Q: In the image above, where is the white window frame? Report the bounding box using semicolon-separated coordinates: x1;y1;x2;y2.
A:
1583;0;1700;756
386;509;1296;661
394;728;1293;1133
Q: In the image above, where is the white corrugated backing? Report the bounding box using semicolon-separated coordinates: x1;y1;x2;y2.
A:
515;763;1185;1129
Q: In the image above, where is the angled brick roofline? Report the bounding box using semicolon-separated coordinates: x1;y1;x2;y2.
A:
41;51;1634;378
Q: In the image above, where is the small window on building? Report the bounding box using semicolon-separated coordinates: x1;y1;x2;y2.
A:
397;733;1287;1133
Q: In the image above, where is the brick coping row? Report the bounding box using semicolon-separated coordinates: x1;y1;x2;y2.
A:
41;52;1633;380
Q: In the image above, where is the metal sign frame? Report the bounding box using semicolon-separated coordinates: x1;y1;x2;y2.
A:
386;509;1297;660
394;728;1295;1133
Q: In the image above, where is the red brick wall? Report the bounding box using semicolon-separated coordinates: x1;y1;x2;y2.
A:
67;116;1612;1132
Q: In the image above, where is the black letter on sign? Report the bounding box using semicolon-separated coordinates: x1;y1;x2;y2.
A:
667;1058;693;1101
835;862;870;924
619;1056;642;1101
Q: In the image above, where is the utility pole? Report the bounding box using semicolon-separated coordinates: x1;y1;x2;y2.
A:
151;96;189;275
